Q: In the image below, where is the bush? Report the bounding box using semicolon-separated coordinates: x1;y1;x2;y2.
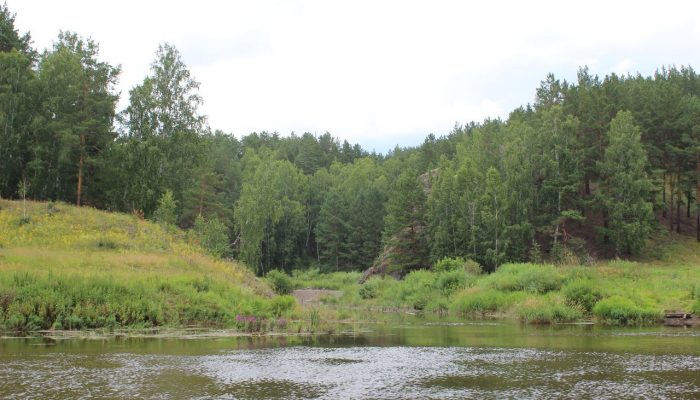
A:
153;190;177;226
267;295;296;317
291;268;362;290
484;263;563;294
693;285;700;314
436;270;473;295
562;280;603;313
450;289;511;316
434;257;463;273
517;299;581;324
592;296;662;325
193;215;229;258
359;278;381;299
434;257;481;274
266;270;293;295
392;270;437;309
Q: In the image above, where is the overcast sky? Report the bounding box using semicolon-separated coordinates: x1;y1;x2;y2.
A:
8;0;700;152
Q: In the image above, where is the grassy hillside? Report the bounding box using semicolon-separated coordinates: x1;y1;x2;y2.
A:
0;200;293;332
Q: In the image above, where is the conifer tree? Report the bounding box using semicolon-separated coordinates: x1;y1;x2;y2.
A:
596;111;655;255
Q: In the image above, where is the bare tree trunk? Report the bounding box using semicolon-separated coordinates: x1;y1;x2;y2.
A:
76;133;85;207
676;186;682;234
662;173;667;218
697;154;700;241
669;174;675;232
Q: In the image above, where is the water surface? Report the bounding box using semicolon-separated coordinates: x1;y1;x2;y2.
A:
1;320;699;399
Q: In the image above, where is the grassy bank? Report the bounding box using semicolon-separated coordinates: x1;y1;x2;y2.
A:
277;237;700;326
2;199;699;332
0;200;295;332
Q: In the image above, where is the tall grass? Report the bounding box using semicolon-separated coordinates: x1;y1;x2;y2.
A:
0;200;293;332
592;296;662;325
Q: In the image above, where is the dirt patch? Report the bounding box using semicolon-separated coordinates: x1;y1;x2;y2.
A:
292;289;342;306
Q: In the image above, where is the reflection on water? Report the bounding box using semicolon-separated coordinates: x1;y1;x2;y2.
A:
1;321;699;399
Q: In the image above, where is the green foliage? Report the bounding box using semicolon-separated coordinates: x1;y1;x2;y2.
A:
359;278;381;299
290;268;361;290
562;280;603;313
308;308;320;331
316;159;387;271
450;289;512;316
193;215;229;258
592;296;662;325
1;1;699;302
266;270;293;295
0;271;277;331
596;111;655;256
266;295;296;317
517;300;582;324
153;190;178;226
382;170;430;273
234;150;307;274
436;270;474;296
482;263;563;294
29;32;119;206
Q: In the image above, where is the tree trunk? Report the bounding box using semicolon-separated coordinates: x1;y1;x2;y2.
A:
76;132;85;207
198;175;205;216
669;174;675;232
662;173;667;218
676;187;682;234
696;154;700;241
77;81;89;207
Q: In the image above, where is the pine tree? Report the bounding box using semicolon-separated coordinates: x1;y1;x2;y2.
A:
382;170;429;273
596;111;655;255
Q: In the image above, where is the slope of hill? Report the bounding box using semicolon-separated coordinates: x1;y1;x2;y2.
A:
0;200;290;332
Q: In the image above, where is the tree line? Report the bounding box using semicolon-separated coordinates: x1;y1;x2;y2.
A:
1;5;698;276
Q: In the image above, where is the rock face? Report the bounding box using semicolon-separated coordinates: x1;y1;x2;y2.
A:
359;170;437;284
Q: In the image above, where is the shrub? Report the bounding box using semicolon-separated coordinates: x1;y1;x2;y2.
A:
450;289;511;316
592;296;662;325
436;270;473;295
391;270;438;309
434;257;481;274
291;268;361;290
562;280;603;313
193;215;229;258
484;263;563;294
517;299;581;324
153;190;177;226
359;278;381;299
426;297;450;315
693;285;700;314
267;295;296;317
266;270;293;295
434;257;461;272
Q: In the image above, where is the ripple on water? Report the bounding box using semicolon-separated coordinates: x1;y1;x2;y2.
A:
2;346;700;399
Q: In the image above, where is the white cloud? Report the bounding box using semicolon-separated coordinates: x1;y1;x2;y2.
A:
8;0;700;152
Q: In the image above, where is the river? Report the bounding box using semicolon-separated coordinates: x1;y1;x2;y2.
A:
1;320;699;399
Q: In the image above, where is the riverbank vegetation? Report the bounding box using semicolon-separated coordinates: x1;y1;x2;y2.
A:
276;238;700;325
0;200;296;332
1;5;700;330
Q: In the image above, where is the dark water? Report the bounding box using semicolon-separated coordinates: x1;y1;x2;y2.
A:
1;321;700;399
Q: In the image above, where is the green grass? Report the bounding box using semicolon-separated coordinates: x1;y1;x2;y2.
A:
7;199;699;329
0;200;294;332
285;237;700;326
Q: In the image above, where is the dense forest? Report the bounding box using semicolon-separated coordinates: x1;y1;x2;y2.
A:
1;5;699;276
